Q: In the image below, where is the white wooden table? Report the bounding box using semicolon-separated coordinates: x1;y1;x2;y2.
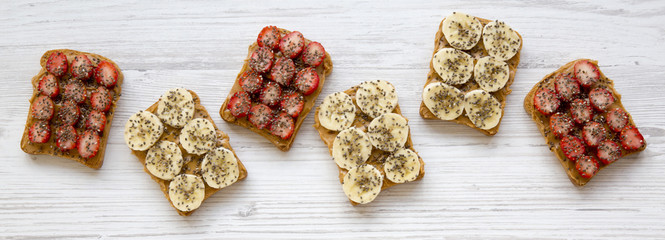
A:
2;1;664;239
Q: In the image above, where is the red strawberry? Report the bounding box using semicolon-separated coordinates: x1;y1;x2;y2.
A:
28;121;51;143
582;121;607;147
227;91;251;118
63;81;87;104
248;104;274;129
560;135;585;161
257;25;281;50
294;67;320;95
597;140;621;165
280;91;304;118
259;81;282;107
77;130;100;159
95;61;118;88
549;112;574;138
279;31;305;59
55;125;78;151
575;155;599;179
91;86;113;112
554;74;580;102
270;112;295;139
249;46;274;73
301;41;326;67
589;87;615;111
606;108;628;132
239;70;264;94
31;95;55;120
45;51;68;77
85;110;107;132
269;57;296;86
620;126;645;150
533;88;560;115
38;73;60;98
570;98;593;124
57;100;80;126
70;54;93;80
574;60;599;88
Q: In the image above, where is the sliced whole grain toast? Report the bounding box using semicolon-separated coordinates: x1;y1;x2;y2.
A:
20;49;124;169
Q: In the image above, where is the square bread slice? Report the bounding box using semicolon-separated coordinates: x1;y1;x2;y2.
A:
220;27;333;151
419;15;522;136
130;90;247;216
20;49;123;169
313;84;425;205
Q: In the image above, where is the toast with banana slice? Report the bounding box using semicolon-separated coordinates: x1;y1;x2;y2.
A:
419;12;522;136
20;49;123;169
524;59;646;186
314;80;425;205
220;26;333;151
124;89;247;215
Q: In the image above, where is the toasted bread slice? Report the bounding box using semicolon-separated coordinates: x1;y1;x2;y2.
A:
524;59;646;186
313;84;425;205
419;16;522;136
130;90;247;216
20;49;124;169
220;28;333;151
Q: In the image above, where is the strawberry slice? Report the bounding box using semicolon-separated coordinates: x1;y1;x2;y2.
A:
606;108;628;132
554;74;580;102
575;155;599;179
560;135;585;161
94;61;118;88
279;31;305;59
249;46;274;73
91;86;112;112
301;42;326;67
270;112;295;139
280;91;304;118
227;91;251;118
294;67;320;95
55;125;78;151
549;112;574;138
269;57;296;86
597;140;621;165
85;110;107;132
63;81;87;104
533;88;560;115
57;100;80;126
70;54;93;80
239;70;264;94
28;121;51;143
259;81;282;107
620;126;645;150
582;121;607;147
45;51;68;77
257;25;281;50
248;104;274;130
38;73;60;98
31;95;55;120
574;60;600;88
77;130;100;159
570;98;593;124
589;87;615;111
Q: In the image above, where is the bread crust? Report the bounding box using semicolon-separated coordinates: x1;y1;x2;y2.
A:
523;59;646;186
419;17;522;136
20;49;124;169
220;28;333;151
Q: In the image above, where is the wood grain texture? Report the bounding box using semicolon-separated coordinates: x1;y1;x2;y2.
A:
1;0;664;239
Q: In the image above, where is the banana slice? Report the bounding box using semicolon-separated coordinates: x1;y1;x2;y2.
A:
201;147;239;189
332;127;373;170
384;148;420;183
145;140;184;180
464;89;502;130
355;80;398;118
318;92;356;131
179;118;217;155
482;20;521;61
442;12;483;50
367;113;409;152
432;48;474;85
157;88;195;128
124;110;164;151
342;164;383;204
168;174;205;212
474;56;510;92
422;82;465;120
